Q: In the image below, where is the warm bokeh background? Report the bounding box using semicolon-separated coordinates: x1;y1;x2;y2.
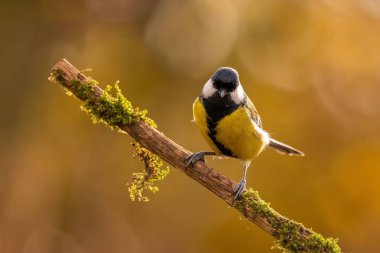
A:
1;1;380;252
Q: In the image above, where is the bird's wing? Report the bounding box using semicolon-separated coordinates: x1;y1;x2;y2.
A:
244;96;263;128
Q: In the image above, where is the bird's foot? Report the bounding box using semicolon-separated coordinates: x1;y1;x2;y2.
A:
233;178;246;200
185;151;207;167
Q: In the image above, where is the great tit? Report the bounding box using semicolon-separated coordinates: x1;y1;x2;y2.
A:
185;67;304;199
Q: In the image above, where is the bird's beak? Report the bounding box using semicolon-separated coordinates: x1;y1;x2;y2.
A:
219;89;227;98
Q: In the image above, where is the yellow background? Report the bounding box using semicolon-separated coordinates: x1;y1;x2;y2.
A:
1;1;379;252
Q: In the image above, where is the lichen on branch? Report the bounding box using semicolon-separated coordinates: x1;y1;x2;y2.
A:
129;142;170;202
49;70;169;201
70;78;156;129
235;189;341;253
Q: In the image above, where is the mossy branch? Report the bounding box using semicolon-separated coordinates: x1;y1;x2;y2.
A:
49;59;342;253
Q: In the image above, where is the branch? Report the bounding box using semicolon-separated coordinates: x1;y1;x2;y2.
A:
49;59;342;253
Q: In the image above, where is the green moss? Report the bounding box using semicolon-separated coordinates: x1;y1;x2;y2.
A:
235;189;342;253
73;79;156;129
50;71;168;201
128;142;170;202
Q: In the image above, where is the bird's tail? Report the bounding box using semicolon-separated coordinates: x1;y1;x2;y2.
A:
268;138;304;156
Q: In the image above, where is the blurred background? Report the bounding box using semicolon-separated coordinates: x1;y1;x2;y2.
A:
1;0;380;252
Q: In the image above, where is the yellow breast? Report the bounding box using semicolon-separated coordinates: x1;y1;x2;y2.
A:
193;98;221;153
193;97;269;161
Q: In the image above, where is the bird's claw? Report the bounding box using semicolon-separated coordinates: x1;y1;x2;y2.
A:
233;178;246;200
185;152;206;167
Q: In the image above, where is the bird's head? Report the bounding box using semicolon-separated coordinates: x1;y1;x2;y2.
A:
202;67;245;104
211;67;239;94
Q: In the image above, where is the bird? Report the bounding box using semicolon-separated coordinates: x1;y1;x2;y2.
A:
185;67;304;199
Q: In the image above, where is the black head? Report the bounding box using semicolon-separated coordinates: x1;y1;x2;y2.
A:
211;67;239;92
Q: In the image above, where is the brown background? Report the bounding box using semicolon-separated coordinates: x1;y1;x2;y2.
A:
1;1;380;252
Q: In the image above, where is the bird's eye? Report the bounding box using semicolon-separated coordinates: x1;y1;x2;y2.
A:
214;80;236;92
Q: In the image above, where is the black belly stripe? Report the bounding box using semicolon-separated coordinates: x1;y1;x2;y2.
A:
201;94;243;158
206;117;236;157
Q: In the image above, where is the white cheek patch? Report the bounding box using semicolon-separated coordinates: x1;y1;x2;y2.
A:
202;79;217;98
230;84;245;104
